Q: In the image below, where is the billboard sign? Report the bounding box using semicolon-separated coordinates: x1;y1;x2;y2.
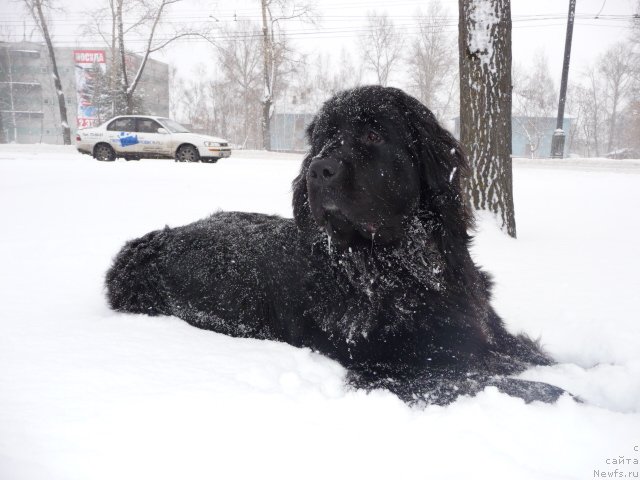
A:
73;50;106;129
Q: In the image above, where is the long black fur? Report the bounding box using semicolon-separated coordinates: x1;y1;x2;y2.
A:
106;86;566;405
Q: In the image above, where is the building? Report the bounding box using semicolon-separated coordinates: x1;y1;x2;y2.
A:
0;41;169;144
270;112;315;152
453;115;574;158
511;115;574;158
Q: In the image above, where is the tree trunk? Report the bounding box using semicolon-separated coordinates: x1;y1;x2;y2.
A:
607;86;619;153
116;0;130;114
260;0;272;151
33;0;71;144
0;109;6;144
109;0;117;116
261;99;272;150
458;0;516;237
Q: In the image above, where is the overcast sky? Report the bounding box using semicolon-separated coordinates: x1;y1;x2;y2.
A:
1;0;637;89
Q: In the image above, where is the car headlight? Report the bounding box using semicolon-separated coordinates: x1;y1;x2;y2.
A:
204;141;221;147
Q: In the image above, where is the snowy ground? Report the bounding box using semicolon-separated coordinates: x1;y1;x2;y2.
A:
1;144;639;480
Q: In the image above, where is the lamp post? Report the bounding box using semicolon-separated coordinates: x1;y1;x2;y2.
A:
551;0;576;158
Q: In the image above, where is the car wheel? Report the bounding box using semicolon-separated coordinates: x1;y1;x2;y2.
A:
176;145;199;163
94;143;116;162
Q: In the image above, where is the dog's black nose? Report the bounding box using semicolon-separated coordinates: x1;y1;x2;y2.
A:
308;157;341;182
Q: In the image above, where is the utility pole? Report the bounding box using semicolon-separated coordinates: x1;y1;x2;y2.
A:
550;0;576;158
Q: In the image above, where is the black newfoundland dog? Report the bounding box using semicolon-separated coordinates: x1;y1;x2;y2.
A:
106;86;566;405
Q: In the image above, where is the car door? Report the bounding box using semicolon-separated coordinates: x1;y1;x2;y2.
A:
105;117;138;154
135;118;171;157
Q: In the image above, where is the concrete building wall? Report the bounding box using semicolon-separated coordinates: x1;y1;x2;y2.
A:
0;41;169;144
270;112;315;152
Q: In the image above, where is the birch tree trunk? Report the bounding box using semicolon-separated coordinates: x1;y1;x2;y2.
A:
29;0;71;145
116;0;129;113
458;0;515;237
111;0;192;115
260;0;273;151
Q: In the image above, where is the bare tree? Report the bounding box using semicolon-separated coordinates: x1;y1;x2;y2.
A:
632;1;640;48
173;17;307;150
459;0;515;237
215;21;263;147
0;107;5;144
307;49;363;106
618;100;640;152
573;67;607;157
22;0;71;144
259;0;316;150
0;33;6;143
513;50;557;157
565;7;639;157
118;0;204;114
599;42;634;153
278;48;363;126
620;4;639;152
359;12;404;86
172;66;249;146
175;64;212;129
565;82;593;156
407;0;458;120
86;0;206;115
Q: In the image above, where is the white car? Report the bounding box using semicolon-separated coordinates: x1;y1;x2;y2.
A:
76;115;232;163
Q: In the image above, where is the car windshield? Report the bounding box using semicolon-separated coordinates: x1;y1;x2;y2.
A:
158;118;190;133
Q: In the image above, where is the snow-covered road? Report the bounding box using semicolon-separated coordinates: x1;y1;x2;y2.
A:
1;145;639;480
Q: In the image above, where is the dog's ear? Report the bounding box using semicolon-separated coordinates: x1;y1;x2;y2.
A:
394;90;472;237
292;119;316;231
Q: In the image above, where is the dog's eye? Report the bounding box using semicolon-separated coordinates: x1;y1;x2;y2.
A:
366;130;383;144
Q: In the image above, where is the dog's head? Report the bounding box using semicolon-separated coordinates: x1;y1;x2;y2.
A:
293;86;470;250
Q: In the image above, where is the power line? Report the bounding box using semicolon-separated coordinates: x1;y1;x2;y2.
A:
0;10;634;47
0;11;635;25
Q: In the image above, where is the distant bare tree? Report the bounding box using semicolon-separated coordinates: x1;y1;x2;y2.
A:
0;30;6;143
259;0;316;150
0;108;5;144
280;49;362;122
632;2;640;99
407;0;457;120
561;7;639;158
620;3;639;151
566;82;593;156
175;64;211;128
174;17;306;150
599;42;635;153
459;0;515;237
513;50;557;157
575;67;606;157
22;0;71;144
619;100;640;151
214;22;263;147
172;65;247;145
632;1;640;47
310;50;363;104
168;65;180;118
359;12;404;86
86;0;206;115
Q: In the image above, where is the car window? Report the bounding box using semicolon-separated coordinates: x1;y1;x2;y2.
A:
137;118;163;134
158;118;190;133
107;118;136;132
